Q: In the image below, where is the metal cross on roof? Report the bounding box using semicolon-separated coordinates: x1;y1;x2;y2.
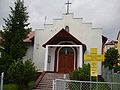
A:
65;0;72;14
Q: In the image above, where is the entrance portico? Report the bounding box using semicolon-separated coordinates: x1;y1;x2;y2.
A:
44;45;83;73
43;29;86;73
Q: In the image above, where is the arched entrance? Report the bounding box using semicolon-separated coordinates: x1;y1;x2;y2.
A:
58;47;75;73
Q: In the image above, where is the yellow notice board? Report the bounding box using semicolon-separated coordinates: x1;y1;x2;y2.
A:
84;48;104;77
91;61;98;76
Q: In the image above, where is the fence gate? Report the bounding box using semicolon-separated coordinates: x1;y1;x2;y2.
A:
53;79;120;90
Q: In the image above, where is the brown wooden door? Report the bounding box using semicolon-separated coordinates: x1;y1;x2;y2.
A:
58;47;74;73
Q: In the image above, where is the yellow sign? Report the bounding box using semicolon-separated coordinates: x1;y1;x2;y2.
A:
91;61;98;76
84;48;104;76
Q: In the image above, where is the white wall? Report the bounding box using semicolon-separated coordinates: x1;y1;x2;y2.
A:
33;13;102;74
24;45;33;60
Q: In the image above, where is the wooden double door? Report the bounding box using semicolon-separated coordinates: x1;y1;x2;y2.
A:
58;47;74;73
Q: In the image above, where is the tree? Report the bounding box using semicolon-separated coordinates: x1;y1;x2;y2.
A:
104;48;120;70
0;0;31;73
7;59;37;89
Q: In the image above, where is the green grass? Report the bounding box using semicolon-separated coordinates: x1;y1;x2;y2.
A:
3;84;18;90
3;81;35;90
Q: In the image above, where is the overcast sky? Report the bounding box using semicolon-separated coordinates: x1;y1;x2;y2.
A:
0;0;120;40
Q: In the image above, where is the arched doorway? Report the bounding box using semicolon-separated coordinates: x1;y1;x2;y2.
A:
58;47;74;73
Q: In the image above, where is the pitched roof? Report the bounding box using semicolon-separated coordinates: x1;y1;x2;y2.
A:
23;31;35;43
117;31;120;40
105;40;118;45
102;35;108;46
43;29;86;51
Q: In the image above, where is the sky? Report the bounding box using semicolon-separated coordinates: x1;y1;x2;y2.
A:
0;0;120;40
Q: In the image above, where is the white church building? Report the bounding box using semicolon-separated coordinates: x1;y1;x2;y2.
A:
24;2;107;75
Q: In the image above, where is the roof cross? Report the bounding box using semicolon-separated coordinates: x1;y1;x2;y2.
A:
65;0;72;14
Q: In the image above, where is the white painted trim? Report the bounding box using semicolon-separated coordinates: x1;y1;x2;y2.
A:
47;45;81;47
57;48;61;72
77;47;80;68
80;45;83;68
57;41;76;45
72;48;76;69
45;45;83;71
44;46;48;71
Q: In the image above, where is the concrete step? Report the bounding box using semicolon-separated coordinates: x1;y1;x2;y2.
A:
34;72;69;90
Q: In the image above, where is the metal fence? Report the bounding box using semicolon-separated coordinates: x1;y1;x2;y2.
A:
53;79;120;90
102;66;114;82
102;65;120;82
0;72;4;90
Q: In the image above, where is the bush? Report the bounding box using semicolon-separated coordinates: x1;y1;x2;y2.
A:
27;81;35;90
7;59;37;88
70;64;90;81
69;64;90;90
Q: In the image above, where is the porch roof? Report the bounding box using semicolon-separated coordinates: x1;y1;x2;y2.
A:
43;29;86;51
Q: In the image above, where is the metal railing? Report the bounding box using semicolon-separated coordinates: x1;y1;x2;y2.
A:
53;79;120;90
102;65;120;83
0;72;4;90
102;65;114;82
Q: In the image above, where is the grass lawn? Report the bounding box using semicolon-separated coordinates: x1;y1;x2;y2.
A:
3;81;35;90
4;84;18;90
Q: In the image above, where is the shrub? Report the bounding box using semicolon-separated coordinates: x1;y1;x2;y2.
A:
69;64;90;90
70;64;90;81
7;59;37;88
27;81;35;90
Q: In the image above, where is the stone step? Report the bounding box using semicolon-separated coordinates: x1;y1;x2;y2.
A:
34;72;69;90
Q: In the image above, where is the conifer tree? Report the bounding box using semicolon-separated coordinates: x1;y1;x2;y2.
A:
104;48;120;70
0;0;31;73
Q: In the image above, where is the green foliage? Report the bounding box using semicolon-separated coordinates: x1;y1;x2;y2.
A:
114;66;120;73
3;84;17;90
70;69;80;80
69;64;90;90
3;81;34;90
0;0;31;74
7;59;37;87
104;48;120;70
27;81;35;90
70;64;90;81
0;53;13;73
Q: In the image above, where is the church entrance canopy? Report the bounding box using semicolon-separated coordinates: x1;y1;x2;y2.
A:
42;29;86;73
42;29;86;51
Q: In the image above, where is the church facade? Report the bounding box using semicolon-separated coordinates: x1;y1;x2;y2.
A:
32;13;103;75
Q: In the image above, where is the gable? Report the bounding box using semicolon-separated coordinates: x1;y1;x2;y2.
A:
43;29;86;51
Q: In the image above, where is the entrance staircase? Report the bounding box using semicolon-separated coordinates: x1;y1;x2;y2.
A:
33;72;69;90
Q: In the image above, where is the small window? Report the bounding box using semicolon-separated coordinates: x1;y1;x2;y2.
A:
65;26;69;32
60;47;73;55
